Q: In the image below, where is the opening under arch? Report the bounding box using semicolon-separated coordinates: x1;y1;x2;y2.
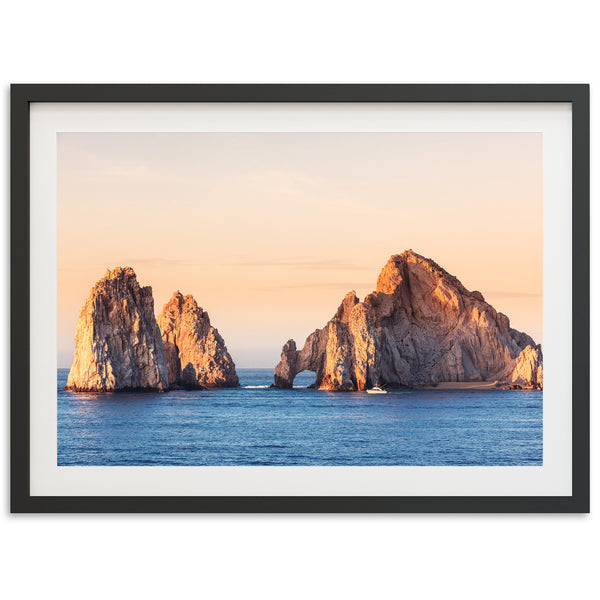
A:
292;370;317;389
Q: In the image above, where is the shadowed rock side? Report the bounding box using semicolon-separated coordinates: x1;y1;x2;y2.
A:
65;267;169;392
274;250;543;391
157;292;239;388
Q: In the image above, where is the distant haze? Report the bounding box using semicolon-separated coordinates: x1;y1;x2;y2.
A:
58;132;542;368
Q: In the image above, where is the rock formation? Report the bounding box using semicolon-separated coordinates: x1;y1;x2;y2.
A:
274;250;543;391
157;291;239;388
65;267;169;392
498;344;543;389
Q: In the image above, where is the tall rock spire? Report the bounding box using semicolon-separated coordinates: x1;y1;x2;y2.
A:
157;291;239;388
65;267;169;392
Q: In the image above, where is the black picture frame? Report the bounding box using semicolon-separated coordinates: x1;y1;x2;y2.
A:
11;84;590;513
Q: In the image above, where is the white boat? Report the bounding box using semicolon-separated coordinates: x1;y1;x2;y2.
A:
367;386;387;394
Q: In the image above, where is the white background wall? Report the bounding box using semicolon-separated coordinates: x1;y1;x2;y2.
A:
0;1;596;598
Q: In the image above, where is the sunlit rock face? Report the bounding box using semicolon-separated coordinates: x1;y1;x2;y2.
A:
498;344;543;389
157;292;239;389
65;267;169;392
274;250;543;391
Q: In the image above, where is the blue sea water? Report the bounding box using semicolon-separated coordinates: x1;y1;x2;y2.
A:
57;368;543;466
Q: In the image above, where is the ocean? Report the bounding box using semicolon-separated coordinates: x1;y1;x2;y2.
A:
57;368;543;466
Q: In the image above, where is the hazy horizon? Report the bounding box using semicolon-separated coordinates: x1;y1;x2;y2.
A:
58;132;542;368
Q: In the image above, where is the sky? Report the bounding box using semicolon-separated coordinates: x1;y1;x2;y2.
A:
57;132;543;368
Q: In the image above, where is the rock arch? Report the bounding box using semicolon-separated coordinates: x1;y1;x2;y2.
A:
273;251;543;391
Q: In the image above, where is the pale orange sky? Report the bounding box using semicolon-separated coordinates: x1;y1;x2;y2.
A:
58;132;542;368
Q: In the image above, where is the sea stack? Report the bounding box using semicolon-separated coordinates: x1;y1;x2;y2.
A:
65;267;169;392
157;291;239;388
274;250;543;391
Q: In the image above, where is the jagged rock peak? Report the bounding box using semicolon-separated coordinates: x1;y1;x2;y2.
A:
157;291;239;389
333;290;360;322
274;251;542;391
65;267;169;392
104;265;136;279
374;250;480;301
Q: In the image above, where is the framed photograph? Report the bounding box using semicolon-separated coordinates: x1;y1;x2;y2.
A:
11;84;589;513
